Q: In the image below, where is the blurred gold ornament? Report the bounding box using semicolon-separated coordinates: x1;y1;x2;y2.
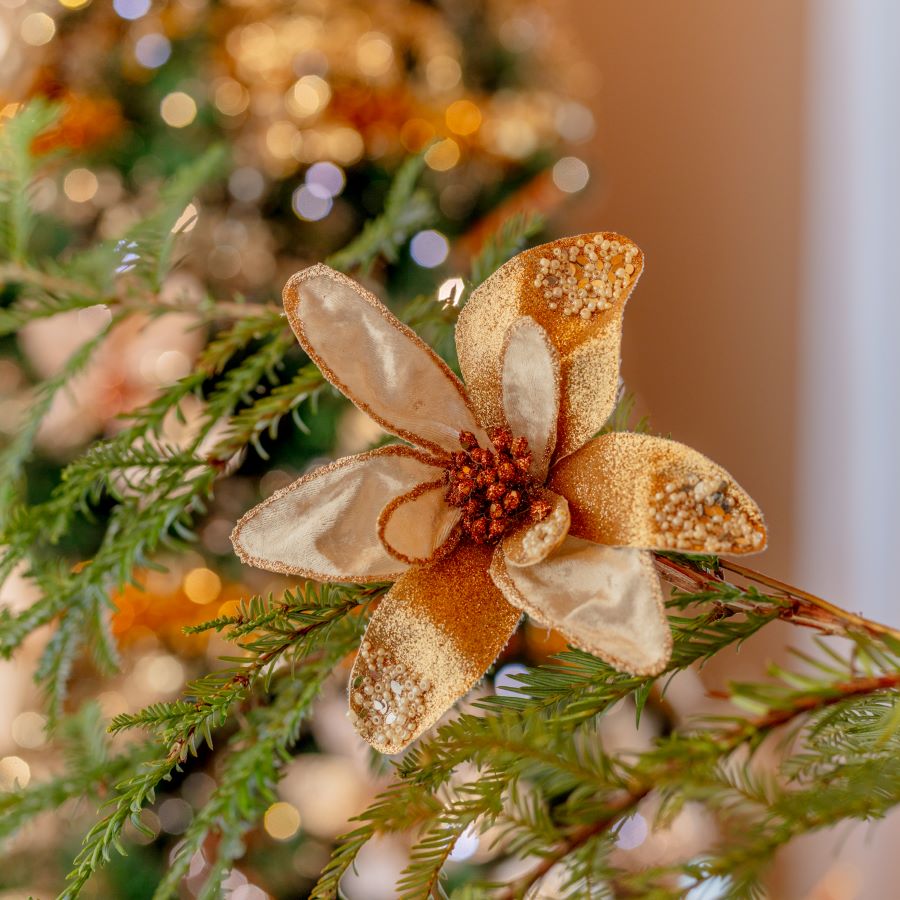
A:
211;0;585;176
111;565;245;655
30;89;122;155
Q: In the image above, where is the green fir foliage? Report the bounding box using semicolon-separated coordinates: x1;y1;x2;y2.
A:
1;104;899;899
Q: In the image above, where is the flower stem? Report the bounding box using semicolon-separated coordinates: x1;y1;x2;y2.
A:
654;554;900;643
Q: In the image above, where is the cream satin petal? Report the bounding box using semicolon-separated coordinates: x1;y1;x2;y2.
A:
457;233;643;459
231;446;445;582
501;489;570;567
349;543;521;754
284;264;486;456
501;317;560;481
548;431;767;555
377;480;462;565
490;537;671;676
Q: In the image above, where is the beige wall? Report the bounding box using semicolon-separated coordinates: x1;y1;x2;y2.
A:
560;0;806;583
559;3;812;895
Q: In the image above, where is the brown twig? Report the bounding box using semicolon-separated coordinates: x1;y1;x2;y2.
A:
735;672;900;740
495;788;651;900
653;554;900;644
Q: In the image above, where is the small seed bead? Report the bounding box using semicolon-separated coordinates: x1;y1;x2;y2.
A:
649;473;764;553
349;644;433;748
533;235;638;321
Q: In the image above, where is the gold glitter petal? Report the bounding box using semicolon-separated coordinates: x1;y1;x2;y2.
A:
502;489;570;567
456;233;643;460
501;317;561;481
490;537;671;676
549;432;767;555
348;543;521;754
455;255;520;431
232;446;445;582
285;264;487;456
377;480;462;565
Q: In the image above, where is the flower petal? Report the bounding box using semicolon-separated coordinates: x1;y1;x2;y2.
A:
457;233;643;459
502;489;570;567
232;446;444;582
377;480;462;565
501;317;560;481
548;432;767;555
348;543;520;753
285;264;486;455
490;536;671;676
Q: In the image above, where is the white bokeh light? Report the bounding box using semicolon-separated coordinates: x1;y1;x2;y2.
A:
448;825;480;862
292;185;332;221
494;663;529;697
135;33;171;68
681;873;732;899
552;156;590;193
113;0;151;20
410;230;449;268
615;813;648;850
229;167;265;203
438;276;465;307
305;161;345;199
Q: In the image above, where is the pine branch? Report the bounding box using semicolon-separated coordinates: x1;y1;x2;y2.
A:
655;554;900;643
320;594;900;897
204;363;325;466
0;101;59;262
0;314;119;521
495;792;647;900
326;153;433;274
62;584;375;898
152;620;362;900
0;704;154;849
110;583;376;748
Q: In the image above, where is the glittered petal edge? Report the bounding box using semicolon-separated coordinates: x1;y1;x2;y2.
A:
501;488;570;568
285;264;487;456
377;479;462;565
348;542;521;754
490;537;672;677
231;445;445;583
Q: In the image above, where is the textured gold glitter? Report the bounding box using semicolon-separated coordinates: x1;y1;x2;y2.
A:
348;543;520;754
549;432;767;555
456;232;644;460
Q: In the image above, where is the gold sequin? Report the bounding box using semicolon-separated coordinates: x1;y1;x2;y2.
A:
533;235;639;321
649;474;764;553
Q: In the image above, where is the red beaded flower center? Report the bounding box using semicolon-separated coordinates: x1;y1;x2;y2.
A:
444;428;551;544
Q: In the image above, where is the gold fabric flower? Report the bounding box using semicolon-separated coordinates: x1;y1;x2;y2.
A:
232;233;766;753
